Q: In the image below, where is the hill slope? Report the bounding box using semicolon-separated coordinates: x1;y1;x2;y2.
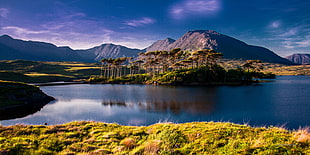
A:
0;35;145;62
77;43;144;61
285;53;310;64
146;30;292;64
145;38;176;52
0;35;84;62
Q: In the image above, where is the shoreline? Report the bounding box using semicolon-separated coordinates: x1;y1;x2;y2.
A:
0;81;55;120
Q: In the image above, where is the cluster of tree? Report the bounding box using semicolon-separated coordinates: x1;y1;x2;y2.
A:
98;48;223;78
99;57;132;78
136;48;223;75
90;48;273;84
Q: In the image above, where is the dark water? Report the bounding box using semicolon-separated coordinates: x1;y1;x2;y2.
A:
1;76;309;129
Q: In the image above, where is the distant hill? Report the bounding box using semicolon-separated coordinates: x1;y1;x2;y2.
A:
0;35;144;62
285;53;310;64
77;43;144;61
0;32;293;64
0;35;84;62
146;30;292;64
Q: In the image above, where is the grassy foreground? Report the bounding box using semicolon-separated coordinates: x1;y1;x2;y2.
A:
0;121;309;154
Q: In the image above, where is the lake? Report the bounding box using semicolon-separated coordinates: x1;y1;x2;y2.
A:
1;76;309;129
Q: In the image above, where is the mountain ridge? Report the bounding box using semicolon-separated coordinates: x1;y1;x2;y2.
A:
77;43;144;61
285;53;310;64
146;30;292;64
0;31;293;64
0;35;84;62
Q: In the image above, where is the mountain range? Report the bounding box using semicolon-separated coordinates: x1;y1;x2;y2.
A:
0;35;141;62
77;44;142;62
285;54;310;64
0;30;295;64
147;30;291;64
0;35;83;62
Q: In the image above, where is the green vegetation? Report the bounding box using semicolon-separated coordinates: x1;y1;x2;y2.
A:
0;81;46;107
0;80;54;120
0;121;309;154
0;53;308;84
0;60;100;83
220;59;310;76
90;49;275;85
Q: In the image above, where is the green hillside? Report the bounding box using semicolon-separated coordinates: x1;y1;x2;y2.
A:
0;60;100;83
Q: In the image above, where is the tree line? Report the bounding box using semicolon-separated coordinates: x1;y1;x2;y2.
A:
90;48;272;84
99;48;223;77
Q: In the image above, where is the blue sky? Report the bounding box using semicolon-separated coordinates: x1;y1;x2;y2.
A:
0;0;310;56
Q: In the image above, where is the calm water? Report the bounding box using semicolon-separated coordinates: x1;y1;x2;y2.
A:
1;76;309;129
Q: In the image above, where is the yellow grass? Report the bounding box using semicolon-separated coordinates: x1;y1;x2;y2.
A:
43;61;98;66
220;59;310;75
25;72;75;78
65;67;100;71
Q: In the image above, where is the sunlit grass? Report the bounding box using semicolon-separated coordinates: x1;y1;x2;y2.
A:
220;59;310;75
0;60;100;82
264;64;310;75
0;121;309;154
64;66;100;71
24;72;75;78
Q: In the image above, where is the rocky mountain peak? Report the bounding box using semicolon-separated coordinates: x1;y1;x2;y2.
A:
78;43;144;61
285;53;310;64
187;30;220;35
145;38;176;52
145;30;292;64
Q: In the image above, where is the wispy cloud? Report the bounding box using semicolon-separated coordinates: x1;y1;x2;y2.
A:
278;28;298;37
2;26;50;35
124;17;155;27
170;0;221;19
0;3;156;49
0;8;9;18
1;25;114;49
1;25;153;50
269;20;281;29
266;23;310;50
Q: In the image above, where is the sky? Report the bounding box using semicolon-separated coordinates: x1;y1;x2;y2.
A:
1;0;310;57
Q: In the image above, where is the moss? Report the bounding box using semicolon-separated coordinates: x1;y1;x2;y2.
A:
0;121;309;154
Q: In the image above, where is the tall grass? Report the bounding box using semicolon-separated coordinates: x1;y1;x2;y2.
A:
0;121;309;154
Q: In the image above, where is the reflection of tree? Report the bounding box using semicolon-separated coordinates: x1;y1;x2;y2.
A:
100;87;217;115
138;99;214;115
102;100;126;107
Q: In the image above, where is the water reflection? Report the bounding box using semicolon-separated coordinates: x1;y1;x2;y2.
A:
102;100;126;107
1;76;309;129
100;85;216;115
101;99;214;115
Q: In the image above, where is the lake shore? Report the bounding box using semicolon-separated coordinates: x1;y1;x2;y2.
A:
0;121;309;154
0;81;55;120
